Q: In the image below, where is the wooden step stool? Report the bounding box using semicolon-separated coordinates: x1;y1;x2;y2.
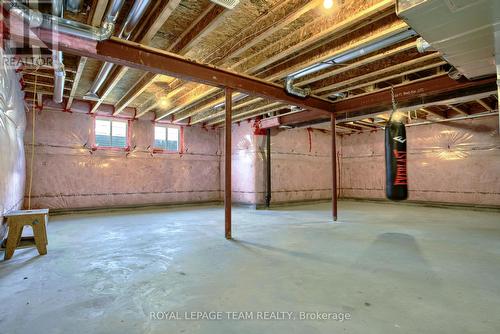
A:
3;209;49;261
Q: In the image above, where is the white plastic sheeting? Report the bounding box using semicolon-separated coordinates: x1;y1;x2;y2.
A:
0;47;27;239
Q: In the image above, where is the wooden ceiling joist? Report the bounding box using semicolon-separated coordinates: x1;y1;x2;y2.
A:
21;25;334;113
476;99;493;111
113;2;227;116
297;40;416;87
235;0;395;76
207;101;283;126
447;104;468;115
154;0;327;121
420;107;445;119
159;2;398;123
171;22;411;125
225;0;322;61
315;53;443;95
258;75;497;128
87;0;183;114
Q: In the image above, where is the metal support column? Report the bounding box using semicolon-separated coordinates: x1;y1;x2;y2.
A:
265;128;272;208
331;114;338;221
225;88;233;239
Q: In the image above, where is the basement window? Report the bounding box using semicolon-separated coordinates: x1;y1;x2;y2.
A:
95;118;129;149
154;125;180;152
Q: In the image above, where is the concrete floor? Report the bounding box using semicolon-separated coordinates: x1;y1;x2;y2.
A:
1;201;499;334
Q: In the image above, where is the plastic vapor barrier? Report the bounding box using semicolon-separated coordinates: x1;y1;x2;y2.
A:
0;47;27;239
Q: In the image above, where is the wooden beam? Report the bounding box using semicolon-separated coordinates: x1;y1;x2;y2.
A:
207;101;283;126
420;107;445;119
476;99;492;111
154;0;321;120
133;0;182;43
114;2;226;116
447;104;468;115
66;57;87;108
159;0;378;121
235;0;395;75
265;22;410;82
173;24;411;124
89;0;182;114
298;41;416;87
24;80;71;90
67;0;108;109
227;0;322;60
259;75;497;128
25;27;334;113
88;0;110;27
315;53;441;95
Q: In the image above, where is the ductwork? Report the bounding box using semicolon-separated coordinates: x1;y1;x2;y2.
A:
5;0;126;103
285;77;311;98
52;0;65;103
4;0;125;41
84;0;152;100
65;0;84;13
416;37;434;53
284;29;418;97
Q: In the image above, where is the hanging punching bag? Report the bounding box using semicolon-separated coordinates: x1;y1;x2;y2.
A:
385;119;408;201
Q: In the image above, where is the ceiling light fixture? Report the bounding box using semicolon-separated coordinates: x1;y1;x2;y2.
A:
158;97;170;109
323;0;333;9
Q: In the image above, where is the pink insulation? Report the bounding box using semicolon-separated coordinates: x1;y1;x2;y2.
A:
24;111;221;209
340;116;500;206
0;47;26;239
226;120;337;205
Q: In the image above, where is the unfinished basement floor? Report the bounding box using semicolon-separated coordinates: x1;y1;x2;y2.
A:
1;201;499;334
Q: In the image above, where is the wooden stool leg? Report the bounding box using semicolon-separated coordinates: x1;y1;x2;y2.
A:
4;224;24;261
32;220;47;256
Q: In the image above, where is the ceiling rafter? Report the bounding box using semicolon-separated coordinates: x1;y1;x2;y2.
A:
314;53;442;95
163;2;399;123
234;0;395;76
150;0;323;121
420;107;446;119
88;0;183;114
204;60;446;126
176;23;412;124
476;99;493;111
209;103;286;126
67;0;109;109
113;3;228;116
223;0;322;61
258;75;497;128
447;104;468;115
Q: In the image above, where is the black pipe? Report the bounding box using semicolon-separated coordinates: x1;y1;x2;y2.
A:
265;128;272;208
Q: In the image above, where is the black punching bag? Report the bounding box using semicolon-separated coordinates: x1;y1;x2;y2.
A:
385;119;408;201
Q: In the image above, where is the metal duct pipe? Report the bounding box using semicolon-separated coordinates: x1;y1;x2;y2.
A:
285;29;418;97
52;0;65;103
285;76;310;98
4;0;125;41
65;0;84;13
416;37;434;53
84;0;152;100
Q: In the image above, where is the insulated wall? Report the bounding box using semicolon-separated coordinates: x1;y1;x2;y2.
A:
340;116;500;206
0;47;26;240
24;110;221;210
227;120;336;205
